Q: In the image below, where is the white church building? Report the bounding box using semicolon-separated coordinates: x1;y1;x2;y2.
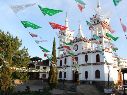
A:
56;2;127;85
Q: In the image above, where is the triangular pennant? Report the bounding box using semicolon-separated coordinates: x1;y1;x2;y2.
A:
10;3;36;13
49;22;67;31
29;32;38;37
38;5;63;16
63;46;71;50
93;34;100;40
106;33;119;41
39;46;50;52
120;18;127;32
68;51;75;56
75;0;86;6
77;3;85;12
21;21;41;29
113;0;122;6
63;42;73;46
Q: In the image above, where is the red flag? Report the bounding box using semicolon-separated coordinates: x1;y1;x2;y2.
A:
29;32;38;37
120;18;127;32
49;22;67;31
77;3;85;12
63;46;71;50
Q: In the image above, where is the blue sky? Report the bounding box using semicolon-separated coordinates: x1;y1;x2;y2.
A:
0;0;127;59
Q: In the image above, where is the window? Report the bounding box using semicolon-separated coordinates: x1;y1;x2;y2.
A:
43;67;46;70
95;70;100;78
60;60;62;66
96;54;100;62
85;54;88;63
73;44;78;51
85;71;88;79
64;72;66;78
36;66;40;69
59;71;62;78
73;57;78;64
42;74;46;78
64;58;67;64
75;57;78;63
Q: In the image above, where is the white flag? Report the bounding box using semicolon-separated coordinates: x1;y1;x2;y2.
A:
10;3;36;13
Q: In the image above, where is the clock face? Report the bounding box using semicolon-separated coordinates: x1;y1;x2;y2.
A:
73;44;78;51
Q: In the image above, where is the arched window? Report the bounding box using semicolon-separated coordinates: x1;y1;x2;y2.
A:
64;58;67;64
95;70;100;78
85;71;88;79
64;72;66;78
96;54;100;62
75;57;78;63
59;71;62;78
60;60;62;66
85;54;88;63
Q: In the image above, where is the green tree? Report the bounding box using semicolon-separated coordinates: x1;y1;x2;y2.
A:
48;38;58;89
0;31;30;95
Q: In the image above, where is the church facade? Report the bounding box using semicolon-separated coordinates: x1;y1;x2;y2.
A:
56;2;127;84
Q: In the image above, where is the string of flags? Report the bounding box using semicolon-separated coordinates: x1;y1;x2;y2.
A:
7;0;126;64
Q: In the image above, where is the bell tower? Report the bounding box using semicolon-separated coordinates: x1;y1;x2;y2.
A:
89;0;114;63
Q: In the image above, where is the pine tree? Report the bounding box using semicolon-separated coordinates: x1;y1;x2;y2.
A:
48;38;58;89
0;31;30;94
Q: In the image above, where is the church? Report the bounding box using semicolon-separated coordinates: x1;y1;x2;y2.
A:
56;1;127;85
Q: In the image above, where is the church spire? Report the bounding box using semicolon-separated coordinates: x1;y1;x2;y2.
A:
76;24;84;38
95;0;102;15
97;0;101;9
65;12;69;28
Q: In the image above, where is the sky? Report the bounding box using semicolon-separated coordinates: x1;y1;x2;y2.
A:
0;0;127;59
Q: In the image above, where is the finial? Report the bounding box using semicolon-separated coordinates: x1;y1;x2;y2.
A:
97;0;101;8
79;23;82;31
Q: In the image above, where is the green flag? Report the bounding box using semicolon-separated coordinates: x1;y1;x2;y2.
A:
39;46;50;52
21;21;41;29
112;47;118;52
38;5;63;16
93;34;100;40
47;55;52;61
68;51;75;56
75;0;86;5
86;20;92;26
63;42;73;46
106;33;119;41
113;0;122;6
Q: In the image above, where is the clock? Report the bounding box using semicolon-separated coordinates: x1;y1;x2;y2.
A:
73;44;78;51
